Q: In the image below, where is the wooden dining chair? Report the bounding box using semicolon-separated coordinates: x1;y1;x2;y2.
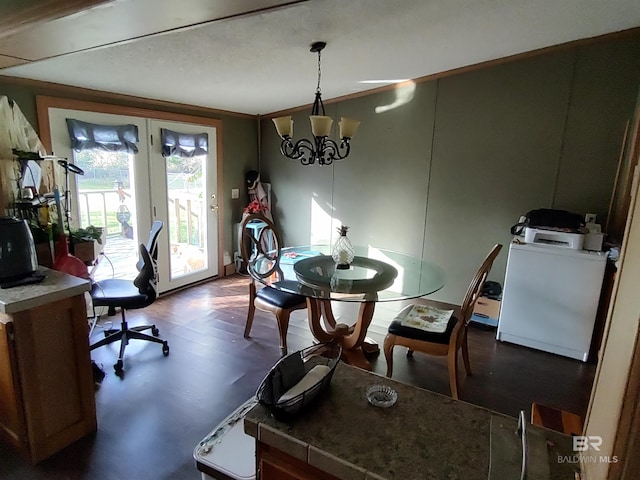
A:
383;244;502;399
240;213;307;356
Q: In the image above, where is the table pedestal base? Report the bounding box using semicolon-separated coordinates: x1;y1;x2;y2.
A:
306;298;378;370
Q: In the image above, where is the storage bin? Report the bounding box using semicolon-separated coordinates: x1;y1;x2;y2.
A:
471;297;501;327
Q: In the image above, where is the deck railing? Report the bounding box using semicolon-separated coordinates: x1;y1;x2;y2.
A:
78;190;202;245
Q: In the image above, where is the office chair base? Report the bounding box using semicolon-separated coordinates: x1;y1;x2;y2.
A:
91;320;169;376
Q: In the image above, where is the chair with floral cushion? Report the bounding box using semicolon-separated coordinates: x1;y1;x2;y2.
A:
383;244;502;399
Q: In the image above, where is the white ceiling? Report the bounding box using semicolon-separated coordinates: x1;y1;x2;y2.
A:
2;0;640;116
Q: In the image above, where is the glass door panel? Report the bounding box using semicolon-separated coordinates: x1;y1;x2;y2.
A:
165;152;208;279
73;149;139;281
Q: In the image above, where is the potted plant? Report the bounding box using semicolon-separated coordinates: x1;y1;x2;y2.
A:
68;226;104;263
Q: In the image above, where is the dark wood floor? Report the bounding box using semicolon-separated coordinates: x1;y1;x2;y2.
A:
0;275;596;480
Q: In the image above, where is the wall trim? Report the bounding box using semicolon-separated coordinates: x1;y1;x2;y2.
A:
0;74;254;119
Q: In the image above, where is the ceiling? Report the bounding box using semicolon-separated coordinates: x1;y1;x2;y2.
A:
1;0;640;116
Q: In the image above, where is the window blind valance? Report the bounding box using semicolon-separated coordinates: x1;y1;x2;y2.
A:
66;118;139;153
160;128;208;158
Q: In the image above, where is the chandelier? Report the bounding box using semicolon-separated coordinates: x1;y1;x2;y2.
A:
272;41;360;166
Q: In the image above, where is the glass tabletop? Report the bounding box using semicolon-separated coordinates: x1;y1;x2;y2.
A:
250;245;446;302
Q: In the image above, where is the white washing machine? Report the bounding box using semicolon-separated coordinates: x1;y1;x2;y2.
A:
496;240;607;361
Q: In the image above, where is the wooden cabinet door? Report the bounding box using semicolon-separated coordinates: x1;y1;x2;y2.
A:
260;459;304;480
257;442;340;480
0;318;27;450
11;294;97;463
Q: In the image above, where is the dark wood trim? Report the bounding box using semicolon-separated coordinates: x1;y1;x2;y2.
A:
35;95;226;278
266;27;640;118
0;75;255;119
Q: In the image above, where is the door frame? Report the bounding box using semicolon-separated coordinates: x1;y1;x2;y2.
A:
36;95;225;285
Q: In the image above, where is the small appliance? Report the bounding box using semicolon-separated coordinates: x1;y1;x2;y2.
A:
0;217;42;287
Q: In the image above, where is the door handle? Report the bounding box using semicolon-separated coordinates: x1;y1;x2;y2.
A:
210;204;219;212
210;193;218;211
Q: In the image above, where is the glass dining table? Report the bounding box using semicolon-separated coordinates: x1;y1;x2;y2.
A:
250;244;446;370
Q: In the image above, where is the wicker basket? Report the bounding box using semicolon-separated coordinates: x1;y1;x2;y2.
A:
256;342;341;420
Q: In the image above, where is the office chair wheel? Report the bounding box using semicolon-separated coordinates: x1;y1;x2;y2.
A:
152;327;160;336
114;360;124;376
162;342;170;356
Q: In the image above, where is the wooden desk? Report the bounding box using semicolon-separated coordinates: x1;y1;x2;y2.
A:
0;268;96;463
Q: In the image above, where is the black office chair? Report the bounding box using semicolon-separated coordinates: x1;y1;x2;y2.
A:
136;219;163;271
90;221;169;376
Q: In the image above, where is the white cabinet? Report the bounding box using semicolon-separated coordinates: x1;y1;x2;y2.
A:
496;242;607;361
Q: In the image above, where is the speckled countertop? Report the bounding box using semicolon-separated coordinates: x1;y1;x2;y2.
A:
0;267;90;315
245;362;576;480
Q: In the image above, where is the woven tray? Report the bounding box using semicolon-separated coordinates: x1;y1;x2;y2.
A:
256;342;341;420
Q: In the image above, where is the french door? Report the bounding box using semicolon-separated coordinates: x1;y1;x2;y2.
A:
148;119;218;291
47;108;219;293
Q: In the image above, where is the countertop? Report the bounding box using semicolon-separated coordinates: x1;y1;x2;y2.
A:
0;267;90;315
244;362;577;480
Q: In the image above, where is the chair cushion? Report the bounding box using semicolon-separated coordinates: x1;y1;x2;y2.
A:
256;286;306;309
91;279;151;310
388;314;458;345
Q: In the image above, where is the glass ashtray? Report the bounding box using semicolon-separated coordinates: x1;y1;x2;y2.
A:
366;384;398;408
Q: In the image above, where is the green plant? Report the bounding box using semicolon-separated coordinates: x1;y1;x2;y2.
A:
69;225;103;244
28;222;62;243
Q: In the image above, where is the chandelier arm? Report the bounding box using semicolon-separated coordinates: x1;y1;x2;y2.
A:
281;138;317;165
337;138;351;160
315;136;328;165
321;138;351;164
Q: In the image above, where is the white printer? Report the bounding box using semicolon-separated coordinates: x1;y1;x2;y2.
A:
523;227;584;250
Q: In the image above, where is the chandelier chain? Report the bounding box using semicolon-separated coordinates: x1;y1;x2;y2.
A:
316;49;322;95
